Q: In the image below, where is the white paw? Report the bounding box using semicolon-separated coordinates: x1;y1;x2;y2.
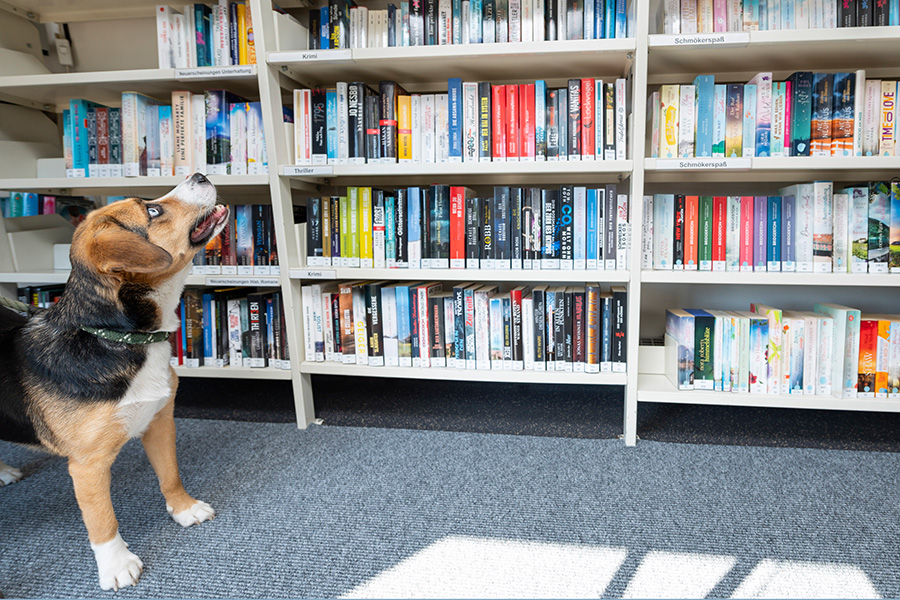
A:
167;500;215;527
0;463;22;486
91;532;143;591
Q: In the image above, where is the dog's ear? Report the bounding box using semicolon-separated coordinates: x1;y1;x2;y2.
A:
86;224;174;274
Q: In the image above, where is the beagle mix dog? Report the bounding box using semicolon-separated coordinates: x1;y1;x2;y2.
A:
0;173;229;591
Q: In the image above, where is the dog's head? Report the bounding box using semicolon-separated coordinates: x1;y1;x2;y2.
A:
71;173;230;281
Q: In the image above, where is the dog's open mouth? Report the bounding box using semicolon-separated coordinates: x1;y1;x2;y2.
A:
190;204;230;244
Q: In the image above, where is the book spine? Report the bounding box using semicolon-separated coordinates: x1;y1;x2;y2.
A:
767;196;782;272
659;85;680;159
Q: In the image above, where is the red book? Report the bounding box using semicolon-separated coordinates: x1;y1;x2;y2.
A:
858;317;878;397
509;285;525;368
739;196;754;271
220;216;237;268
684;195;699;269
712;196;727;269
519;83;535;160
491;84;506;161
581;78;595;159
449;186;467;269
506;84;520;161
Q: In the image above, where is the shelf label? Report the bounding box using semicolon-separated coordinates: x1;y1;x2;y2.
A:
654;158;751;170
206;277;280;287
290;269;337;279
282;165;334;176
270;50;352;62
650;32;750;47
175;65;256;79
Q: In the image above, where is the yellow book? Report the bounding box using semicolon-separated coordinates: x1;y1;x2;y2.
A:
245;1;256;65
359;187;374;268
398;95;412;162
659;85;680;159
237;3;248;65
348;187;360;267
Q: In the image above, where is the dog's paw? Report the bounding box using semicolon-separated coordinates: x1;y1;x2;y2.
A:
0;463;22;486
91;533;143;591
167;500;215;527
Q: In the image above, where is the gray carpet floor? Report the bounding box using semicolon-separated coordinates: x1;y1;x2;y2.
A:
2;419;900;599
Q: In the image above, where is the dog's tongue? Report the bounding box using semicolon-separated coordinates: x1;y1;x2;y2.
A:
191;205;229;243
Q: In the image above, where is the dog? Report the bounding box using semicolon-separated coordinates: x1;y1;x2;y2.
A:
0;173;229;591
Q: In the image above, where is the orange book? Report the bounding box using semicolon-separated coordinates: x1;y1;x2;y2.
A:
858;317;878;397
236;3;248;65
684;195;699;270
876;317;891;398
398;95;412;161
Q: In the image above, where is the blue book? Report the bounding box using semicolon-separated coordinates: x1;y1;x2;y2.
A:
605;0;615;38
712;84;727;157
693;75;715;158
69;99;104;177
743;0;760;27
451;0;462;44
201;293;214;364
782;0;795;27
595;0;605;38
468;0;483;42
229;1;240;61
742;84;757;157
781;195;796;271
758;0;767;29
395;283;413;367
388;4;396;46
585;0;595;38
787;71;813;157
9;192;22;217
319;6;330;49
22;193;39;216
385;193;396;264
601;292;612;365
535;80;547;160
891;0;899;25
558;88;568;159
326;87;338;162
407;186;422;267
586;188;598;267
448;78;463;161
615;0;627;37
180;299;188;364
194;4;212;67
767;196;782;271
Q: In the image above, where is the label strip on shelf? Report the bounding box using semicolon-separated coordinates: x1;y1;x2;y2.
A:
175;65;256;79
653;158;752;170
290;270;337;279
649;32;751;47
207;277;281;287
282;165;334;176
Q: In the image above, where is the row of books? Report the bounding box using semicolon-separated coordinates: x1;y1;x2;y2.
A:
648;72;899;159
17;285;65;310
191;204;279;275
301;281;628;372
0;193;95;226
643;181;900;273
305;185;630;270
665;304;900;398
171;288;290;369
156;2;257;69
659;0;900;34
293;78;628;165
63;90;274;178
308;0;631;49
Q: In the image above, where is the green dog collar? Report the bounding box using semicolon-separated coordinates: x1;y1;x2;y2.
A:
80;326;174;345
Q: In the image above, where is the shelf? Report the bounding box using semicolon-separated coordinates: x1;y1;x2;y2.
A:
290;267;630;283
0;174;271;198
643;156;900;183
641;271;900;287
0;270;69;285
300;361;627;385
647;27;900;82
0;67;259;111
638;373;900;412
269;39;636;89
173;366;293;380
281;160;633;186
0;272;283;287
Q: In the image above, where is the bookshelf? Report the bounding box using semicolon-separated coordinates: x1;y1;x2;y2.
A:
1;0;898;445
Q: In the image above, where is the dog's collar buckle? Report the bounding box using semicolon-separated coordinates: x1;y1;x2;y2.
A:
80;326;173;345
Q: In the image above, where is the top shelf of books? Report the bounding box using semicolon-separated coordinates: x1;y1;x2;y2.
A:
647;27;900;81
6;0;174;22
0;67;259;112
268;39;637;88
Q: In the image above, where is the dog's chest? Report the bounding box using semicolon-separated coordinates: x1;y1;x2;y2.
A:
116;343;174;438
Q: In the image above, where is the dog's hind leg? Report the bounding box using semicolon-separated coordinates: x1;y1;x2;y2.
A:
141;372;215;528
0;458;22;485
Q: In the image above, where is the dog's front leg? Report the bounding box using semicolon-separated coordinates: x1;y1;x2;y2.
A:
141;390;215;527
68;455;143;590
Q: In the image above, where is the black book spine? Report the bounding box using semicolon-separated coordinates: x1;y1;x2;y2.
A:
430;296;444;359
311;88;327;159
434;185;450;260
331;292;342;355
612;286;627;367
674;193;685;268
533;288;545;365
529;188;541;262
454;286;466;363
348;83;365;160
330;196;342;260
605;184;617;264
396;188;408;264
874;0;889;24
247;293;268;365
388;4;397;46
421;188;431;260
840;0;858;26
309;10;320;49
425;0;439;44
494;186;510;264
564;290;573;365
511;291;523;363
271;292;283;362
465;195;481;266
482;194;494;262
553;289;565;365
496;0;509;42
511;188;523;266
858;0;873;25
547;89;559;159
329;0;341;48
543;188;558;259
478;82;492;161
365;95;381;162
253;205;270;267
380;81;400;162
559;185;574;263
502;297;512;363
484;0;496;41
545;0;557;40
567;79;581;158
410;287;420;362
307;196;323;260
365;283;384;362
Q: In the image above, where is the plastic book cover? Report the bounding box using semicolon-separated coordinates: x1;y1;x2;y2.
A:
858;317;878;396
879;81;897;157
447;78;463;161
665;309;695;389
812;181;833;272
771;82;787;157
753;196;767;271
844;186;869;273
652;194;673;269
748;73;771;156
875;317;890;397
781;195;796;271
712;196;727;270
686;309;714;389
685;195;699;269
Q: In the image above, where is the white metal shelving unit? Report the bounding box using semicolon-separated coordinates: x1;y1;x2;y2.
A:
1;0;898;442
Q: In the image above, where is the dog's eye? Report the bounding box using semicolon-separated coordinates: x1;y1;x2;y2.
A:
146;205;163;219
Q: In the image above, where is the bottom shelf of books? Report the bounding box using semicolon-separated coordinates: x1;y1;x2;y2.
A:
642;303;900;412
301;281;629;378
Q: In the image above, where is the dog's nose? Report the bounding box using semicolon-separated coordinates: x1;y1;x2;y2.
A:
190;173;210;185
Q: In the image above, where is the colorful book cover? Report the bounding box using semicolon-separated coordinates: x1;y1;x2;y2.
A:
740;196;754;271
812;181;833;273
748;312;769;394
832;192;849;272
679;85;697;158
659;85;680;159
712;84;727;157
868;181;891;273
447;77;463;162
665;309;695;390
810;72;834;156
687;309;715;390
787;71;813;156
781;194;796;271
790;184;814;272
725;84;743;158
751;303;783;395
891;180;900;273
830;72;855;156
742;84;757;157
685;195;699;270
698;196;713;271
205;89;242;175
879;80;897;157
748;73;771;157
845;186;869;273
875;317;891;397
754;196;768;271
767;196;782;271
712;196;727;271
863;79;881;156
325;87;338;163
771;81;787;157
858;317;878;397
652;194;674;269
673;194;685;270
814;302;861;398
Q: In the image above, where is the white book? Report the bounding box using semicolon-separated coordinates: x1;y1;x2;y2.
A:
463;82;479;162
422;94;436;163
439;0;452;44
888;316;900;399
294;89;311;164
726;196;741;271
816;314;834;396
681;0;698;32
435;94;450;162
748;73;772;156
184;6;196;67
156;5;175;69
322;291;335;363
678;85;696;158
358;6;369;47
795;0;809;27
813;180;833;273
522;0;534;41
814;303;860;399
462;0;470;43
810;0;821;27
641;195;653;270
411;95;422;163
191;93;206;174
595;79;605;160
212;2;231;66
310;284;325;362
349;6;358;48
533;0;545;39
616;194;629;271
727;0;742;29
848;187;868;273
653;194;674;269
171;12;188;68
301;286;316;362
352;286;369;366
522;297;534;370
474;286;493;370
823;0;837;26
769;0;782;28
793;183;814;272
373;198;386;268
246;103;264;175
336;82;349;164
832;192;849;273
229;103;247;175
648;91;660;158
573;186;587;270
863;80;881;156
510;0;522;41
159;108;174;176
615;79;627;160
